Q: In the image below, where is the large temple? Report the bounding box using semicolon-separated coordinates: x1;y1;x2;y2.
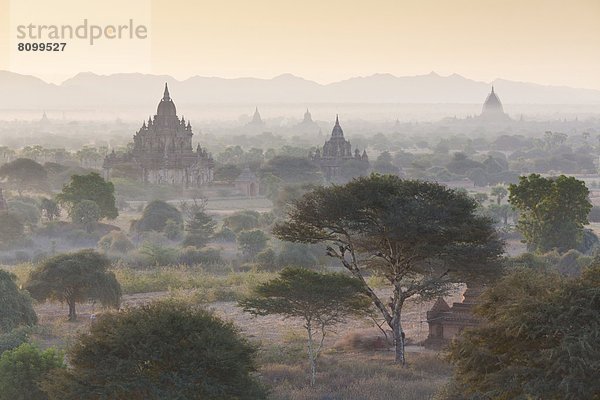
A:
311;116;369;182
103;84;214;187
480;86;510;120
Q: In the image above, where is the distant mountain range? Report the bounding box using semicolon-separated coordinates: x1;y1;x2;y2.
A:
1;70;600;110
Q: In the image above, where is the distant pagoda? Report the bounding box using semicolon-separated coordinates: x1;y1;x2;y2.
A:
311;116;369;182
103;83;214;187
480;86;510;120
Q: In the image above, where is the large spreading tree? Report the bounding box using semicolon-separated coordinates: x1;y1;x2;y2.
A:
273;174;504;364
56;172;118;220
25;250;121;321
509;174;592;253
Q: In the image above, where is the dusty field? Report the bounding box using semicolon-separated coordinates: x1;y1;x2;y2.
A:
31;287;463;352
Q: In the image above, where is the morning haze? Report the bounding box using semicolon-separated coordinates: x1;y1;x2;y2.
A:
0;1;598;399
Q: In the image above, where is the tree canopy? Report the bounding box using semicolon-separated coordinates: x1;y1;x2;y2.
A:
70;200;101;233
273;174;504;364
0;343;64;400
133;200;182;233
0;158;47;195
237;229;269;260
444;263;600;400
240;268;372;385
43;301;266;400
56;172;118;220
0;212;24;249
509;174;592;253
261;155;323;184
25;250;121;321
0;270;37;333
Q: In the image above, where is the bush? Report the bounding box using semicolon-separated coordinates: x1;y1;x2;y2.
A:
138;242;179;266
0;343;64;400
0;213;24;248
255;248;277;270
237;229;269;259
223;211;260;233
42;302;266;399
213;226;236;242
0;343;65;400
0;327;31;355
134;200;183;233
98;231;134;254
0;270;37;333
7;200;40;228
177;247;222;266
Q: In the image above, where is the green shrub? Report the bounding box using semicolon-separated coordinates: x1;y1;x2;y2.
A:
42;302;266;400
97;231;134;254
0;343;64;400
177;247;222;266
0;270;37;333
134;200;183;233
214;226;236;242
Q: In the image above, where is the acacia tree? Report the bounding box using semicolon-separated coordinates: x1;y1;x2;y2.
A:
25;250;121;321
490;185;508;205
509;174;591;253
444;264;600;400
273;175;503;364
240;268;372;386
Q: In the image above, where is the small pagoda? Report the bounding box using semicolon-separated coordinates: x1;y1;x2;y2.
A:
423;286;484;349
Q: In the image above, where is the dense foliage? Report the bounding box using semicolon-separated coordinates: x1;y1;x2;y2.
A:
274;174;504;364
43;301;266;400
509;174;592;253
57;172;118;220
444;263;600;400
0;158;47;195
133;200;182;233
0;270;37;333
25;250;121;321
0;343;64;400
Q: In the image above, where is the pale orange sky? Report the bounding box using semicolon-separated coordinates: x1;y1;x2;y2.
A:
2;0;599;89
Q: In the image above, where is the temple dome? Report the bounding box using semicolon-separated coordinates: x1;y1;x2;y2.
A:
331;115;344;138
157;83;177;116
481;86;504;115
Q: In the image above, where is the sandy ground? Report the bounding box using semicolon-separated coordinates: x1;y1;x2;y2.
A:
31;287;464;354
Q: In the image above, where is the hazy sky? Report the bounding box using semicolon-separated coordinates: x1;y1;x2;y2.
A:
2;0;599;89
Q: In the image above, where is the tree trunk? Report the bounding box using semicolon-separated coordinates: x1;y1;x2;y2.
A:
306;321;317;386
392;315;406;365
68;299;77;321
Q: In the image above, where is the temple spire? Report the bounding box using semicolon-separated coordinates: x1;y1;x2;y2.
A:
163;82;170;100
491;85;494;94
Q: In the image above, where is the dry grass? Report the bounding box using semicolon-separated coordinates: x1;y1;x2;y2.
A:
112;266;276;297
260;350;451;400
2;262;455;399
